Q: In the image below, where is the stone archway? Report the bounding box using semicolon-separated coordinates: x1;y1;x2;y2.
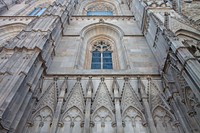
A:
77;22;128;70
0;23;26;46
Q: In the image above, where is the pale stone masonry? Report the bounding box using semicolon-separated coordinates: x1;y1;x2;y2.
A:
0;0;200;133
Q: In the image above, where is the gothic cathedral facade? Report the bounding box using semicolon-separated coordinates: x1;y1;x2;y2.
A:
0;0;200;133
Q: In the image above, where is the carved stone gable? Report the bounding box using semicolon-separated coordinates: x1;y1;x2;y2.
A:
34;81;57;112
121;81;142;111
65;81;85;112
87;3;113;12
92;80;114;111
148;80;170;112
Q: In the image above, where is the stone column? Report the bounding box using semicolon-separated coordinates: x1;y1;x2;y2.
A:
9;89;33;133
169;39;200;102
83;77;93;133
170;95;191;133
51;78;67;133
113;78;124;133
138;77;158;133
163;66;197;133
165;86;192;133
114;99;124;133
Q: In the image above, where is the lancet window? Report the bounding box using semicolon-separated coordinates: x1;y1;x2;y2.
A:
91;41;113;69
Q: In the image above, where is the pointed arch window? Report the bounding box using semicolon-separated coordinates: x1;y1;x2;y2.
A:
91;41;113;69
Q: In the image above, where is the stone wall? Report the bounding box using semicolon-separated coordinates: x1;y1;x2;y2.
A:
23;76;180;133
0;0;78;132
0;0;199;133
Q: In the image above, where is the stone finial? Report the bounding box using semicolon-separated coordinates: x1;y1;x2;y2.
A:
77;76;81;81
164;12;170;29
172;0;177;11
86;77;93;98
124;77;129;81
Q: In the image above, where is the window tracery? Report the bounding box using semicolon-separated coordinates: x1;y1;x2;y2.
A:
87;3;113;12
91;40;113;69
86;3;113;16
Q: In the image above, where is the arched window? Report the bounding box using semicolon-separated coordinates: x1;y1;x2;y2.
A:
29;7;46;16
91;41;113;69
86;3;113;16
87;11;113;16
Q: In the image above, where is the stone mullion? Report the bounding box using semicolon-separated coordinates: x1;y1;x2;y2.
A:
101;51;103;69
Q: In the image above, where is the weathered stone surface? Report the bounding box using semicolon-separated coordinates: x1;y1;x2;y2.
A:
0;0;199;133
